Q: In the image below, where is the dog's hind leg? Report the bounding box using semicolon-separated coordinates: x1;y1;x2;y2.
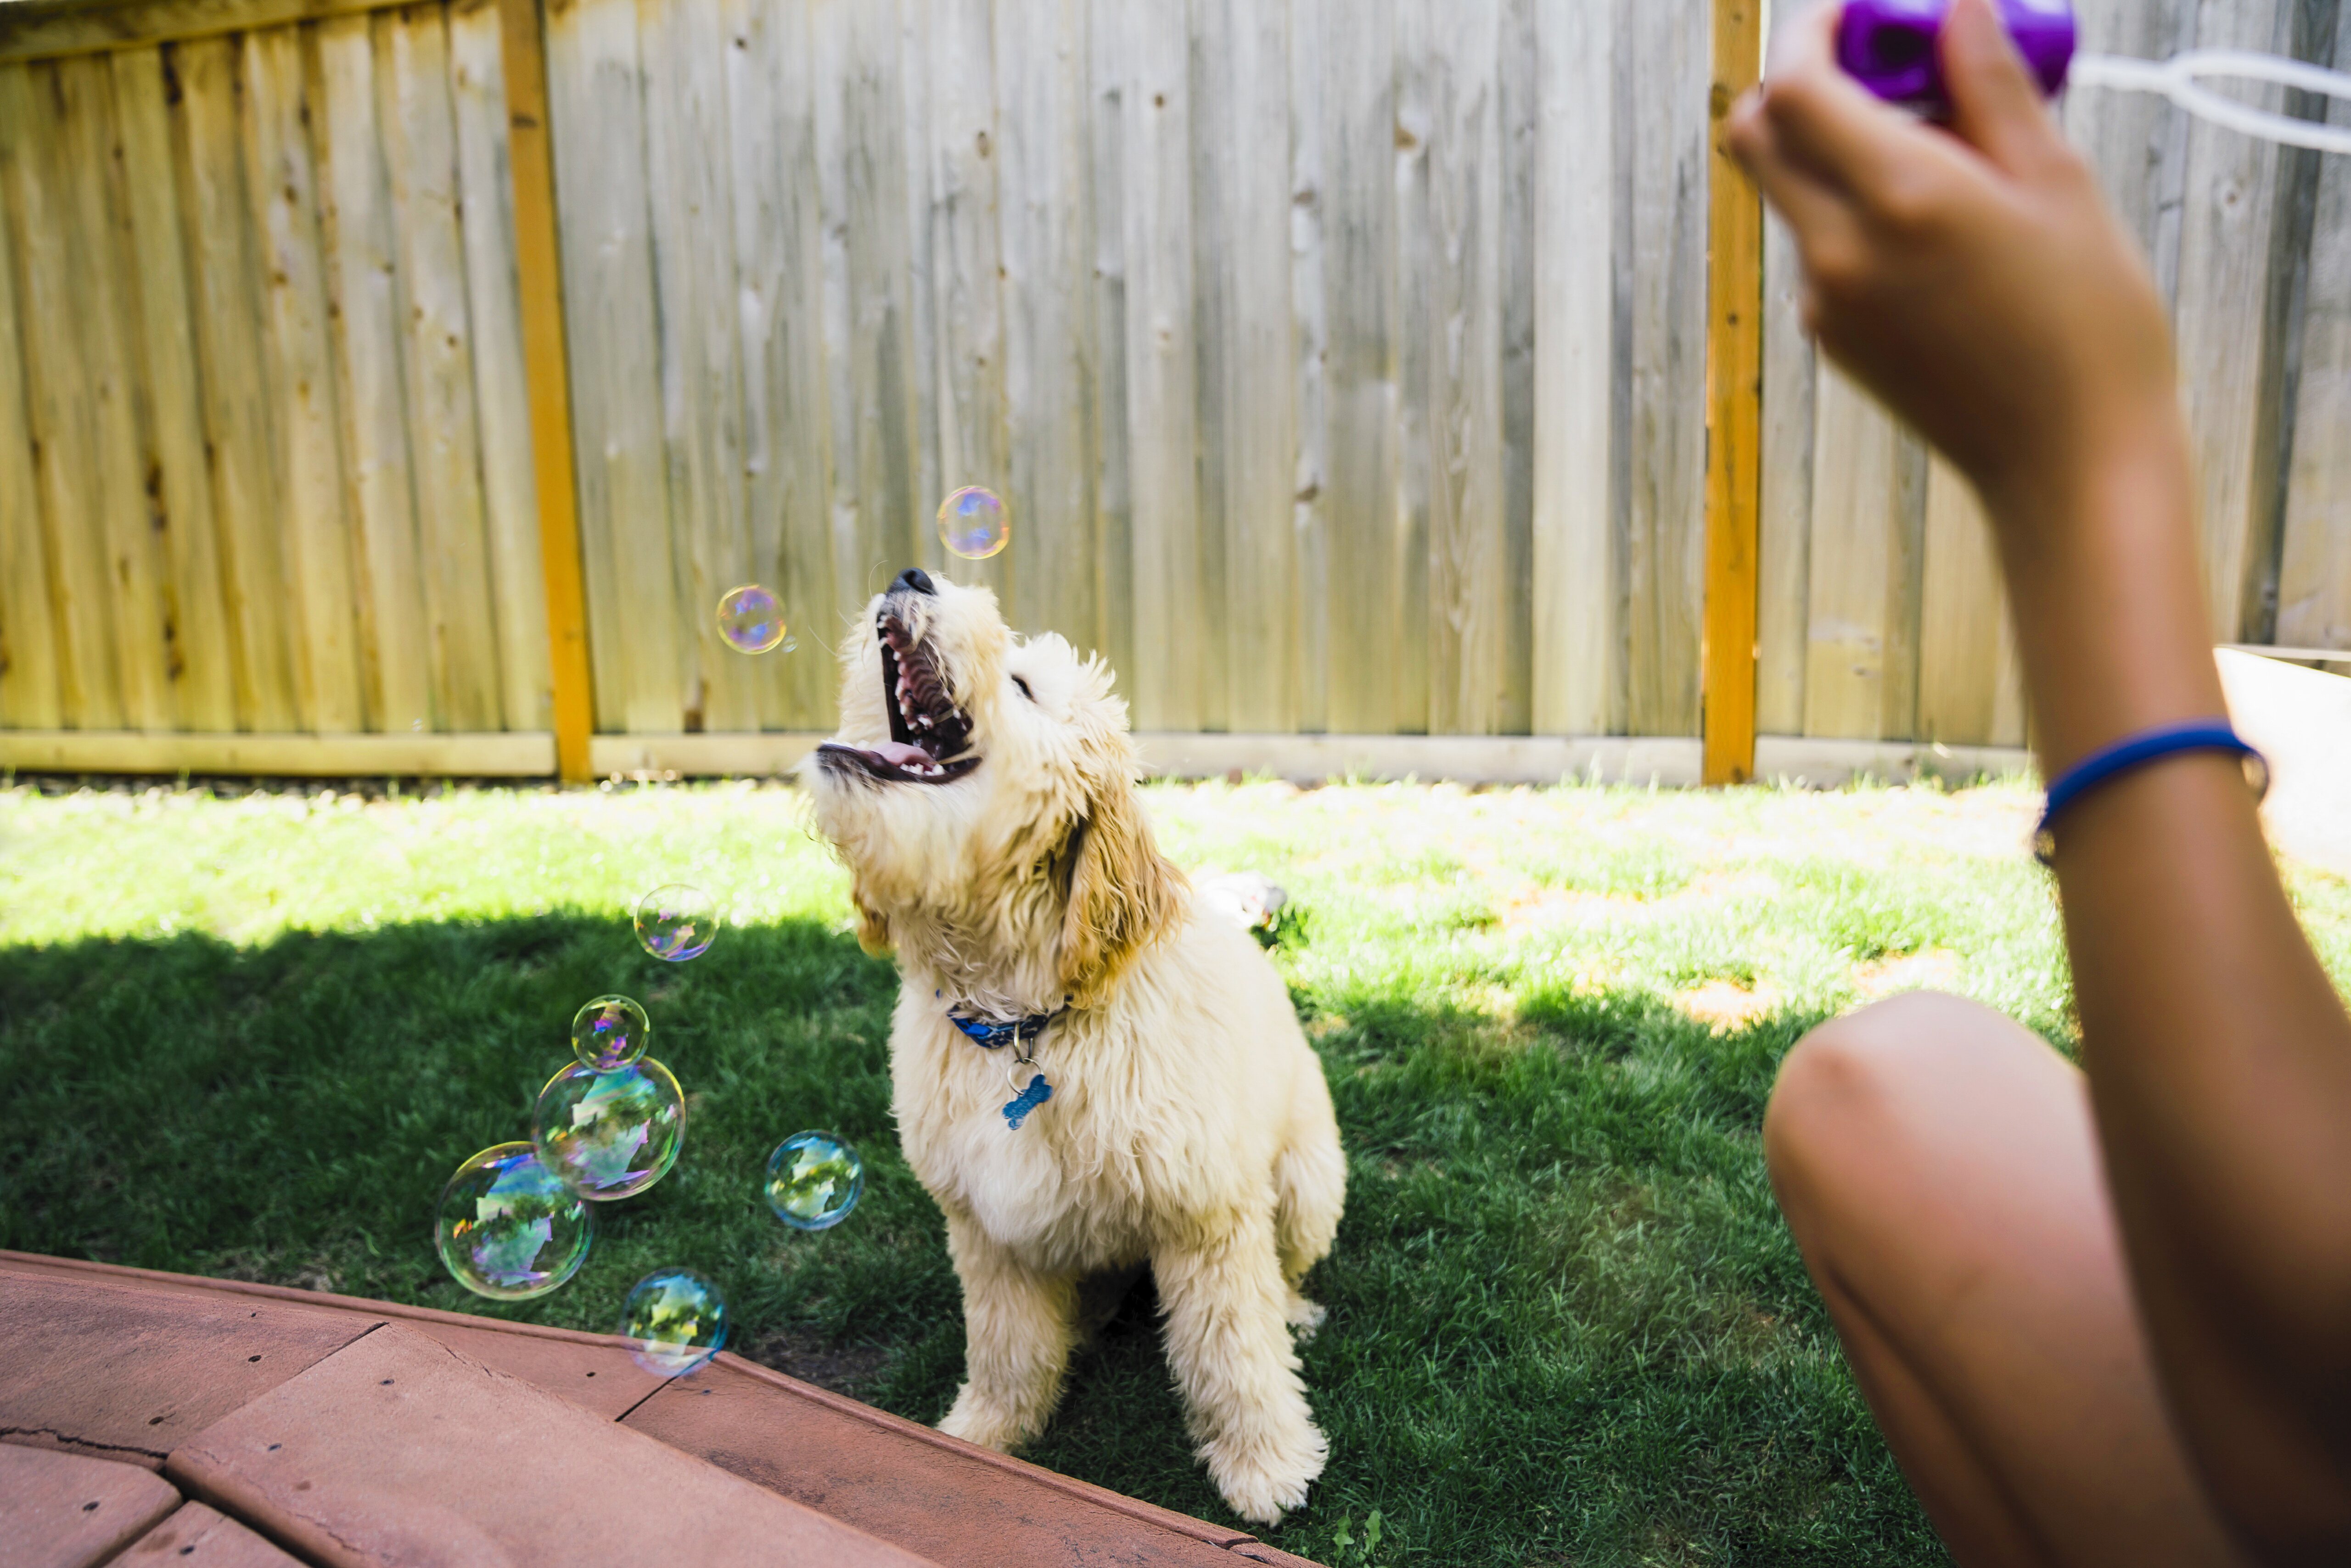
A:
1274;1053;1347;1339
1154;1209;1327;1525
937;1215;1078;1452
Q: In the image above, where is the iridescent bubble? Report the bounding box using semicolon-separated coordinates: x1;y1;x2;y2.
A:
621;1267;728;1378
716;584;788;654
435;1142;592;1300
937;486;1010;560
571;994;651;1070
532;1058;685;1200
635;884;719;963
764;1131;864;1232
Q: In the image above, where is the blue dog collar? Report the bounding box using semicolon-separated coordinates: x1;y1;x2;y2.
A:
937;991;1064;1051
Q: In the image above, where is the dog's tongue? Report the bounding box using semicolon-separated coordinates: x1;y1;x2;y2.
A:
868;741;934;768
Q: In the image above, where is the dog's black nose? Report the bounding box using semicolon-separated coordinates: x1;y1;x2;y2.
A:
894;568;935;596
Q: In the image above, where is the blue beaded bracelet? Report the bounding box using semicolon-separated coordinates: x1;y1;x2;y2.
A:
2033;719;2269;866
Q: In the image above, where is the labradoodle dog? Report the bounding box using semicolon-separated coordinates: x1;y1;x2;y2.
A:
807;567;1346;1524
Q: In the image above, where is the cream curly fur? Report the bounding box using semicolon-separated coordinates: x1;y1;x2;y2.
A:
808;575;1347;1525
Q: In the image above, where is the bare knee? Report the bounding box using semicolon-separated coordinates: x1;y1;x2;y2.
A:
1764;991;2012;1212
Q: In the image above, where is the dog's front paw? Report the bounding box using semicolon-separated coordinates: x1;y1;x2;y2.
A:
1206;1420;1328;1526
937;1385;1027;1452
1283;1288;1327;1342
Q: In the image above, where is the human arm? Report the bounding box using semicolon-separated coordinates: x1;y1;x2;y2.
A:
1727;3;2351;1560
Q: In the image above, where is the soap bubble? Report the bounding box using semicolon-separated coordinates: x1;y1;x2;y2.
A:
571;994;651;1070
635;884;719;963
622;1267;728;1377
716;584;788;654
435;1142;592;1300
764;1131;864;1232
937;486;1009;560
533;1058;685;1200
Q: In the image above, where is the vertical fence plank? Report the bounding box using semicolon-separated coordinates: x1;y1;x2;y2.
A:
1391;0;1431;734
1193;0;1294;731
80;56;184;732
1530;0;1616;735
1623;0;1709;737
1917;456;2024;746
1085;0;1133;681
245;26;365;733
2067;0;2196;271
640;0;751;734
812;0;924;618
545;0;679;734
1756;208;1812;739
1420;0;1505;735
173;36;299;733
1114;0;1205;731
2172;0;2297;642
449;0;550;733
317;13;428;733
0;63;60;732
724;0;834;726
1320;0;1396;734
115;46;237;734
1803;368;1925;740
384;3;505;732
1496;0;1536;736
10;62;125;730
995;0;1101;653
1287;0;1330;732
1703;0;1765;784
908;0;1011;608
2278;13;2351;653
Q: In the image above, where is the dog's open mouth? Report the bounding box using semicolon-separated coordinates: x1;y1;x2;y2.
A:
815;610;980;785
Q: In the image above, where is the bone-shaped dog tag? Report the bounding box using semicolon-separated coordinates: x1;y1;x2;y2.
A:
1002;1071;1053;1131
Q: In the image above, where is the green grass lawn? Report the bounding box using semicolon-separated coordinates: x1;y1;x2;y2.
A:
5;775;2347;1565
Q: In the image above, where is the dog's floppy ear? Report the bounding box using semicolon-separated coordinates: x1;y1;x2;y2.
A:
1057;778;1184;1008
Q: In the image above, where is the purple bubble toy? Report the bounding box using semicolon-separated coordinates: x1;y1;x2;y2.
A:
1838;0;2076;116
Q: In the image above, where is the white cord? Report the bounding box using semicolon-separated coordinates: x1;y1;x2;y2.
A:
2071;49;2351;156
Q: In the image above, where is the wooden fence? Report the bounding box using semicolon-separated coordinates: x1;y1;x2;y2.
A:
0;0;2345;780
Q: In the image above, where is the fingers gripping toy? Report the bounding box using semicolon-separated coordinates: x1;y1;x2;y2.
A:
1837;0;2076;114
1837;0;2351;159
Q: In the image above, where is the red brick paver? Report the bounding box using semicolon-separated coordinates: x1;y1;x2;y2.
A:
0;1443;180;1568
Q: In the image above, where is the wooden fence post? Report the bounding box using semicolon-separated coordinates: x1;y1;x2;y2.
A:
1702;0;1764;785
497;0;594;781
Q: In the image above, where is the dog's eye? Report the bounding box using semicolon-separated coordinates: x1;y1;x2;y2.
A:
1011;674;1036;702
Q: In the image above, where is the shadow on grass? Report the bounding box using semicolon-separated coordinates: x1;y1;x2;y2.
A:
0;918;1942;1565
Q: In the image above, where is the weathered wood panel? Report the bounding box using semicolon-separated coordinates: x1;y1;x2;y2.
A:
1917;455;2025;747
722;0;833;726
1193;0;1295;732
640;0;750;733
2170;0;2299;643
0;63;61;732
173;34;301;733
244;25;366;732
116;46;238;733
1286;0;1330;732
448;0;550;732
383;4;505;731
1622;0;1710;736
1803;367;1925;741
316;11;429;732
544;0;678;733
1530;0;1618;736
2277;9;2351;654
1112;0;1205;732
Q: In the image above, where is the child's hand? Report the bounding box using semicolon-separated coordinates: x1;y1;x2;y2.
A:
1728;0;2177;520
